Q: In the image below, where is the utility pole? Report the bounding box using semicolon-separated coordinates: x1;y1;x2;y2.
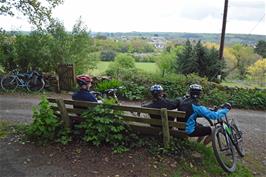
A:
219;0;229;60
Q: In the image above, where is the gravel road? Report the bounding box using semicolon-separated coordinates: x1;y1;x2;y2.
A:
0;94;265;175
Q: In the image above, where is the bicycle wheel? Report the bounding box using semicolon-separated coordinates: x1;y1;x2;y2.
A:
27;77;45;92
231;122;245;157
1;75;18;91
212;126;237;173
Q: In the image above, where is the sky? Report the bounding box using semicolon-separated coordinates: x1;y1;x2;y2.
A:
0;0;265;35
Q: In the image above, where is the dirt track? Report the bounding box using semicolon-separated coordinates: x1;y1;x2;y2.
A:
0;94;265;176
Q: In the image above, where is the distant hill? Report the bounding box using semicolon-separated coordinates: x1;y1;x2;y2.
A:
5;31;266;45
92;32;266;45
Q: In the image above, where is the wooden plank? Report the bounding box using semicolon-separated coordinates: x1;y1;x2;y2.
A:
121;115;161;125
48;98;186;118
56;99;72;129
127;124;162;136
63;108;186;129
169;122;186;129
161;108;170;148
127;124;188;139
121;115;186;129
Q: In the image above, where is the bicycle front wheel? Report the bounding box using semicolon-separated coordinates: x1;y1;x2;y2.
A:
27;77;45;92
1;75;18;91
212;126;237;173
231;122;245;157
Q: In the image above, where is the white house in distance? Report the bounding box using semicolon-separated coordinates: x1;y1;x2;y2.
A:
149;36;166;49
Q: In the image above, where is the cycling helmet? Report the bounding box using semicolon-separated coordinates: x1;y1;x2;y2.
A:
76;75;93;86
150;84;163;95
189;84;202;98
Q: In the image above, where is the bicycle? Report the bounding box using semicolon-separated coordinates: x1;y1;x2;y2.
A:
1;70;45;92
211;105;245;173
91;86;125;104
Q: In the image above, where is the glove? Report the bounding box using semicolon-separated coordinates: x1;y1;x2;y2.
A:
222;102;232;110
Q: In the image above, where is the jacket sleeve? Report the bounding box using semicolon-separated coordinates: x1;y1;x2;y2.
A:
192;104;229;120
87;93;98;102
163;99;179;109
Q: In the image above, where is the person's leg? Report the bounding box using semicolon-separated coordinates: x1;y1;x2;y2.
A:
189;125;212;145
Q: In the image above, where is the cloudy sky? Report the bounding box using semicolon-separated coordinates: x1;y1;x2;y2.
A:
1;0;265;34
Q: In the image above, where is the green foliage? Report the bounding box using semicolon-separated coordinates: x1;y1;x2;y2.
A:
230;44;261;79
247;59;266;86
114;70;266;109
95;79;123;92
26;96;71;144
128;38;155;53
133;54;155;62
77;105;128;152
176;40;225;82
156;51;176;77
123;82;146;100
0;19;97;74
100;50;116;61
106;53;137;79
0;0;63;28
255;40;266;58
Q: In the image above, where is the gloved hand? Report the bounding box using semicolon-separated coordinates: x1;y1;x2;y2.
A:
222;102;232;110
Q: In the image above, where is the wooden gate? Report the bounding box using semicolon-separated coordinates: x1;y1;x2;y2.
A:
58;64;75;91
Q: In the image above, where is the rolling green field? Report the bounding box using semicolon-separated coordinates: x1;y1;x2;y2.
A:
89;61;158;75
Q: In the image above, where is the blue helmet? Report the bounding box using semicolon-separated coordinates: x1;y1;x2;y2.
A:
150;84;163;95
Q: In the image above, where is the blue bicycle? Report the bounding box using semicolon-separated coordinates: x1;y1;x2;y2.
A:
1;70;45;92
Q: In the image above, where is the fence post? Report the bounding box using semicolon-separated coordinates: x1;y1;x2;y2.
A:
56;99;71;129
161;108;170;148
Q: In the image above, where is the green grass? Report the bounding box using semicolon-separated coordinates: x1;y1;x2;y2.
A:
222;80;266;89
171;141;253;177
88;61;158;75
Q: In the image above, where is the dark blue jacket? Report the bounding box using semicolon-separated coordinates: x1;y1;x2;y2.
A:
178;97;229;134
142;97;179;121
72;89;98;102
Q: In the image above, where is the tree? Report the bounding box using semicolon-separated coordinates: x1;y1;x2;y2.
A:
156;52;176;77
176;40;225;82
230;44;261;79
0;19;97;74
247;59;266;86
255;40;266;58
177;40;197;74
100;50;116;61
0;0;63;28
106;54;137;79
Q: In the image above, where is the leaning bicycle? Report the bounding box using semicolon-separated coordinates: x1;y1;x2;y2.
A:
91;86;125;104
211;106;245;173
1;70;45;92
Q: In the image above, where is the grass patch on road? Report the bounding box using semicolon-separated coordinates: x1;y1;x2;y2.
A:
0;120;27;139
0;121;11;138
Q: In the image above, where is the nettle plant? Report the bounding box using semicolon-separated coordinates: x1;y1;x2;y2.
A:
77;104;129;153
26;97;71;144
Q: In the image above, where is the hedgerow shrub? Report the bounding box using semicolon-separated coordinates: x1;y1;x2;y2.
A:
106;71;266;110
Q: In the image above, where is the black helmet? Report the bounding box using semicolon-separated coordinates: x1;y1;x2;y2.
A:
189;84;202;98
150;84;163;95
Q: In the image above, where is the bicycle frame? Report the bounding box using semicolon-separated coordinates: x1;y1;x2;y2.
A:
214;115;241;151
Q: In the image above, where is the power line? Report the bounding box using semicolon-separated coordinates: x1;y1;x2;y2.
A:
248;13;265;34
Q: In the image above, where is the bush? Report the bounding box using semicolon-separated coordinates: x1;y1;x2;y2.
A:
106;53;137;79
77;104;129;153
100;50;116;61
95;79;123;92
113;71;266;110
26;97;71;144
